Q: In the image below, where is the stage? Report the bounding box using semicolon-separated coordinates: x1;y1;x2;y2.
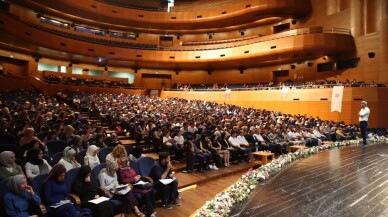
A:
232;143;388;217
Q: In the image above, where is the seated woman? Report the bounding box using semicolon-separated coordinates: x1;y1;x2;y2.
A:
59;147;81;171
19;128;45;151
211;132;230;167
72;165;114;217
98;161;145;217
4;174;41;217
43;164;80;217
84;145;100;170
118;158;156;217
25;148;52;180
0;151;24;181
105;144;127;164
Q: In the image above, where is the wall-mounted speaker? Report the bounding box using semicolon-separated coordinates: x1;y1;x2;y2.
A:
291;19;297;25
34;57;39;62
105;66;108;71
290;64;295;69
68;63;72;67
307;62;313;67
207;70;212;75
368;52;375;58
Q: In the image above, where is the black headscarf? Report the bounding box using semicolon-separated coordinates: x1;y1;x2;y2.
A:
72;165;99;207
26;148;44;165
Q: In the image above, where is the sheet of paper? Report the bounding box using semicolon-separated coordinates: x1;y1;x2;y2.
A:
160;179;173;185
134;180;149;185
88;196;110;204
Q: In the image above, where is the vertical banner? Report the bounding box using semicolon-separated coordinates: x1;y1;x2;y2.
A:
331;86;344;112
225;89;231;99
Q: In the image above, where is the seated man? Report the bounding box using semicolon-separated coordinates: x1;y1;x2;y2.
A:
149;152;180;209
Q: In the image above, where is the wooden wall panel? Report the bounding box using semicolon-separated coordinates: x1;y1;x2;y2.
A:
161;87;388;128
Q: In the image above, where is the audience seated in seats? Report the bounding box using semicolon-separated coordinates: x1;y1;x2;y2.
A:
43;164;80;217
93;133;107;148
172;129;185;162
71;165;115;217
25;148;52;180
59;147;81;171
19;128;45;152
128;146;145;162
21;139;45;158
162;131;178;156
211;132;230;167
84;145;101;170
199;135;220;170
218;132;244;164
0;151;24;181
150;152;180;209
98;161;145;217
67;135;84;153
228;131;252;161
105;144;127;164
108;133;122;147
59;125;75;143
118;158;157;217
3;174;41;217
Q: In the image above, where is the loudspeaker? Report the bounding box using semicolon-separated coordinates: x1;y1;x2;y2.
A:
175;71;179;75
290;64;295;69
34;57;39;62
209;35;212;39
239;69;244;74
68;63;72;67
134;69;138;73
207;70;212;75
105;66;108;71
291;19;297;25
240;31;245;36
368;52;375;58
307;62;313;67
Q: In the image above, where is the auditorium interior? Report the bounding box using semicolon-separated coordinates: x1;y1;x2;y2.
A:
0;0;388;217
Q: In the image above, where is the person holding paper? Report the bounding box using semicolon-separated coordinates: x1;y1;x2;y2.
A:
150;152;180;209
43;164;80;217
4;174;41;217
98;161;145;217
118;159;157;217
72;165;114;217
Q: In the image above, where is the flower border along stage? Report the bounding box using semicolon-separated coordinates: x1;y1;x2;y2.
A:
193;136;388;217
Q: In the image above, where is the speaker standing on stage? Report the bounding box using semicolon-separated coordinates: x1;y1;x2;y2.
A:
359;101;370;145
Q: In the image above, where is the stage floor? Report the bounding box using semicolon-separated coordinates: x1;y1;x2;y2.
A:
233;143;388;217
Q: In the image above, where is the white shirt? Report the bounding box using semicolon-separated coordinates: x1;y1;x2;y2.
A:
228;136;241;148
58;158;81;171
98;172;119;198
105;153;117;163
237;135;249;146
359;107;370;122
174;135;185;146
25;160;52;179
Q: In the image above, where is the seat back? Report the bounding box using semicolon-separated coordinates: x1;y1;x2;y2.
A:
0;180;10;215
183;132;194;140
0;144;21;159
46;140;67;157
129;160;140;175
125;145;133;156
91;163;107;186
77;149;87;165
137;157;155;177
51;152;63;166
65;167;80;192
0;134;16;145
98;147;113;163
31;173;49;198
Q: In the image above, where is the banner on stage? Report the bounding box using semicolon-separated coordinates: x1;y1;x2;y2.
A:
331;86;344;112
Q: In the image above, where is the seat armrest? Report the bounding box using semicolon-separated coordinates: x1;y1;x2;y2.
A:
68;193;81;205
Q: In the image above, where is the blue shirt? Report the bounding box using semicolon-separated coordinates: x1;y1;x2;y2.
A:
4;191;41;217
43;180;68;205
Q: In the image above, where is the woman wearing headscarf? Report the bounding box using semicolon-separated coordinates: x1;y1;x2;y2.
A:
25;148;52;180
118;158;156;217
98;161;145;217
43;164;80;217
72;165;114;217
4;174;41;217
0;151;23;181
84;145;100;170
58;147;81;171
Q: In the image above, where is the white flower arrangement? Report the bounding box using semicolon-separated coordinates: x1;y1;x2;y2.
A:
193;136;387;217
